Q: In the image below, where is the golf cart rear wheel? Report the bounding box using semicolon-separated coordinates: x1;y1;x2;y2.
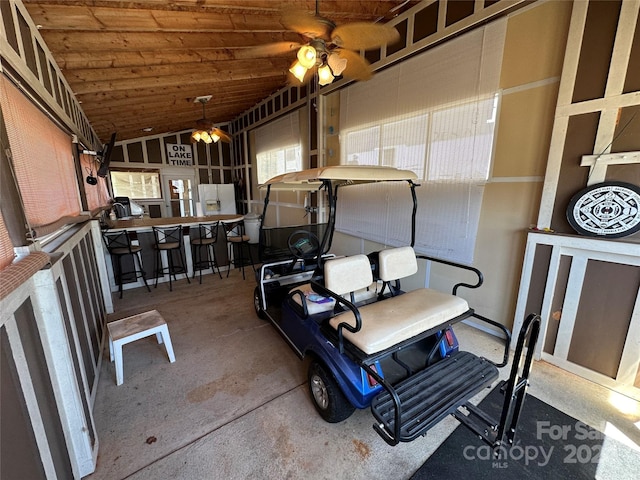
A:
308;361;355;423
253;287;266;320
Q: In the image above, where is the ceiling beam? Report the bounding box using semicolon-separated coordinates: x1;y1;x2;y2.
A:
40;30;302;52
65;58;291;83
70;68;286;94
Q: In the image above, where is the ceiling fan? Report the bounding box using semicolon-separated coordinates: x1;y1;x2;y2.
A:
190;96;231;144
245;1;400;86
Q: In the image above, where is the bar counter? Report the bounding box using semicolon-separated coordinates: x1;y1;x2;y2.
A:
105;214;243;232
102;214;245;294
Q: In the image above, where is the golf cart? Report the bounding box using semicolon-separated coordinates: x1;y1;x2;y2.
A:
253;166;540;447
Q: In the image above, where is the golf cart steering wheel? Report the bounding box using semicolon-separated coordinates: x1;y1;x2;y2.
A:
287;230;321;260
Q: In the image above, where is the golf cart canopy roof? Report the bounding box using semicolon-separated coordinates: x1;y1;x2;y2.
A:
262;166;419;191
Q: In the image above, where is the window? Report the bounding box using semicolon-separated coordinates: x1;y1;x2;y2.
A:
110;169;161;199
336;20;506;264
254;110;302;184
256;146;301;185
343;113;429;178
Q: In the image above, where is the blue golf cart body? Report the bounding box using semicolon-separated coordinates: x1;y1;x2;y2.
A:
252;166;536;446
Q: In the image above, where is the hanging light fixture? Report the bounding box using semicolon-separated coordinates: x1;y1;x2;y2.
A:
327;52;347;76
289;60;309;83
191;96;231;144
289;38;343;87
317;63;334;86
297;44;317;68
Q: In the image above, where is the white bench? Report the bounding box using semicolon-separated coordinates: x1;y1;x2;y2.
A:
107;309;176;385
327;247;470;355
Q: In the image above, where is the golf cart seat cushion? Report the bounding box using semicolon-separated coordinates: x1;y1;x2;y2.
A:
329;288;469;355
324;254;373;295
378;246;418;281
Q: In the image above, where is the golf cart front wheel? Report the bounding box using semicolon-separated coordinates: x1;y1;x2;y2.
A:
253;287;266;320
308;361;355;423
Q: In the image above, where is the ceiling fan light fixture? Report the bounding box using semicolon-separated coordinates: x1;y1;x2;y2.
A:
317;63;335;86
289;60;308;83
191;95;230;144
327;53;347;76
297;45;317;69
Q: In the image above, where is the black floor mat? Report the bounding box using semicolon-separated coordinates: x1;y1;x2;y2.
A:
411;384;635;479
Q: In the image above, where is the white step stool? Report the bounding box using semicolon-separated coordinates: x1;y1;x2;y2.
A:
107;309;176;385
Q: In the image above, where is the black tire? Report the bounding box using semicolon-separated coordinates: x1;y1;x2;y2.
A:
308;361;355;423
253;286;267;320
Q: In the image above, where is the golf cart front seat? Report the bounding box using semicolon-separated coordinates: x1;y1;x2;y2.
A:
326;247;471;355
289;257;381;317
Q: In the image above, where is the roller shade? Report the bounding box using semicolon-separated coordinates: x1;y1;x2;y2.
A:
336;20;506;264
0;76;80;231
254;110;302;184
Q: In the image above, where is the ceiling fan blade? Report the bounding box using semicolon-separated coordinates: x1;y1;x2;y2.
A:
334;49;373;81
331;23;400;51
235;42;301;59
281;10;334;39
196;118;214;130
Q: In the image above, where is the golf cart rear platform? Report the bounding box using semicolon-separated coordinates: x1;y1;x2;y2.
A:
370;350;498;443
369;313;540;446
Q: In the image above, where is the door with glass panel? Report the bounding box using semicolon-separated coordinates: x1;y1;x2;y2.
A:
163;174;196;218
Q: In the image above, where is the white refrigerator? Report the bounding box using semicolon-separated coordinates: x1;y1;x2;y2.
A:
197;184;236;215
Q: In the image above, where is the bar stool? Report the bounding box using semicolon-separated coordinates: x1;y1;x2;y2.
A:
152;225;191;291
191;222;223;283
225;221;255;280
102;230;150;299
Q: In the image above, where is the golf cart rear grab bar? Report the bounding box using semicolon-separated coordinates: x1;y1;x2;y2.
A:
415;255;510;367
415;254;483;295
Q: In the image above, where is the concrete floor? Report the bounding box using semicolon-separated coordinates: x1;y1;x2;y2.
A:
87;271;640;480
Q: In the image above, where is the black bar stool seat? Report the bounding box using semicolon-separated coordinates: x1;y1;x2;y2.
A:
191;222;223;283
102;230;150;299
152;225;191;291
225;221;255;280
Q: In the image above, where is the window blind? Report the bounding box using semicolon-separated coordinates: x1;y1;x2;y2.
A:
254;110;302;184
0;76;80;230
336;20;506;264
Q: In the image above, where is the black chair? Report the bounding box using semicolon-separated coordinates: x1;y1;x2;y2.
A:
152;225;191;291
191;222;223;283
224;221;255;280
102;230;150;299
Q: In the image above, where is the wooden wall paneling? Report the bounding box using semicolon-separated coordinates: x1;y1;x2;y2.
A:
544;254;572;355
0;325;48;480
568;259;640;379
550;112;597;233
572;0;622;103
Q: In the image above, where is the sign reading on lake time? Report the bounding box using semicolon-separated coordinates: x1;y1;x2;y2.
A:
166;144;193;167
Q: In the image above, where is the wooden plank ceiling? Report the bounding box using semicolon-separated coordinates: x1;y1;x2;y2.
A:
22;0;420;143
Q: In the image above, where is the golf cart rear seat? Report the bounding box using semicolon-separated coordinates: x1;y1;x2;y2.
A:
325;247;471;355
